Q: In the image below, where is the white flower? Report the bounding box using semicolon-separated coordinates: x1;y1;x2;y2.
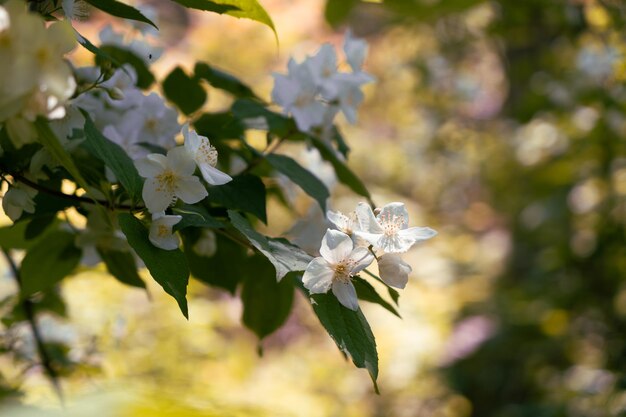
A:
100;66;142;109
149;212;182;250
2;184;37;221
306;44;338;97
344;29;368;72
327;209;359;235
272;59;325;132
103;125;142;160
99;24;163;64
118;93;179;149
193;229;217;257
62;0;90;21
302;229;374;310
182;124;232;185
135;147;208;213
355;202;437;253
377;254;412;289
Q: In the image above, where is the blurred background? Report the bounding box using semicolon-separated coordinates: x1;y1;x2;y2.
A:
2;0;626;415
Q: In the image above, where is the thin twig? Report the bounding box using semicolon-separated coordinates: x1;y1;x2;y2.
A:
1;249;64;404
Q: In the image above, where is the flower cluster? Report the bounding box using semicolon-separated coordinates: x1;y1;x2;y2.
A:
135;124;232;250
272;30;373;133
0;0;76;147
302;202;437;310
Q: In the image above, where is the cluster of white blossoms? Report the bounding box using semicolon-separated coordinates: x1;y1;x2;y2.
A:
302;202;437;310
135;124;232;250
0;0;76;147
272;30;373;133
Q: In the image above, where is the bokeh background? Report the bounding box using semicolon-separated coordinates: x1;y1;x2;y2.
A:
2;0;626;415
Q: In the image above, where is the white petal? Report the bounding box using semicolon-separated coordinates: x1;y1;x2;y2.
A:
319;229;353;264
167;146;196;176
200;165;232;185
378;202;409;228
332;280;359;311
378;254;411;289
348;247;374;274
355;202;383;233
398;226;438;242
353;231;382;248
183;124;201;155
377;233;410;253
142;178;174;213
175;176;208;204
302;257;334;294
149;232;180;250
327;210;349;231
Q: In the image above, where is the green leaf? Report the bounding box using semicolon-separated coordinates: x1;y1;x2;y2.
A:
98;248;146;289
0;219;58;250
171;204;225;231
265;153;329;212
194;62;258;99
241;255;294;339
310;136;371;200
194;112;245;140
75;31;120;65
163;67;207;115
305;286;379;392
183;230;246;294
84;0;158;28
20;231;82;298
352;276;400;318
232;99;295;138
324;0;358;27
362;268;400;306
171;0;277;40
228;210;313;281
207;174;267;223
33;119;90;193
118;213;190;318
81;111;144;203
96;45;155;89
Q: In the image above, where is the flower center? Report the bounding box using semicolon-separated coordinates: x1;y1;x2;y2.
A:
198;139;218;167
333;260;355;283
145;118;158;132
157;224;170;237
379;213;405;237
156;169;177;193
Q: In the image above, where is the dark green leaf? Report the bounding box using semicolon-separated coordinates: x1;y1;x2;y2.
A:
331;125;350;159
194;112;245;140
228;210;313;280
183;230;246;294
194;62;257;99
163;67;207;115
310;136;370;200
75;31;120;65
0;219;58;250
20;231;81;298
118;213;189;318
265;153;329;212
33;119;90;193
352;276;400;318
172;204;225;231
169;0;238;13
207;174;267;223
324;0;358;27
241;255;294;339
232;99;295;138
171;0;276;39
98;247;146;289
84;0;158;28
96;45;155;89
305;285;379;392
81;111;144;203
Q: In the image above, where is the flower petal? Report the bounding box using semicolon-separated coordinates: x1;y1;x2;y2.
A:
167;146;196;176
135;156;164;178
319;229;353;264
175;176;208;204
200;165;232;186
348;246;374;274
149;231;180;250
332;280;359;311
378;202;409;229
398;226;438;242
355;202;383;234
142;178;174;213
378;254;412;289
302;257;334;294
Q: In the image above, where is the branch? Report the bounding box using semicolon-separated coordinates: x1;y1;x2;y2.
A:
1;249;64;404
